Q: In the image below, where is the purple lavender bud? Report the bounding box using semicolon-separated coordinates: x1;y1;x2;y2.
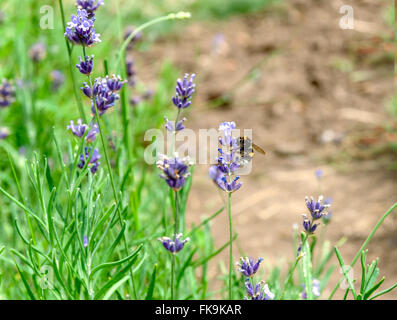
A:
125;58;136;87
50;70;65;92
164;116;186;132
28;42;47;63
123;25;142;51
105;74;125;91
76;0;104;18
81;82;92;98
236;257;263;277
301;279;321;299
245;279;274;300
209;165;225;186
130;96;141;107
315;169;323;180
142;89;154;101
172;73;196;109
87;76;125;115
220;176;242;193
64;9;101;47
0;79;15;108
85;123;99;143
83;235;89;248
305;195;330;220
209;121;242;193
67;119;88;138
158;233;190;254
0;127;10;140
78;147;101;174
302;215;318;234
157;154;192;191
76;55;94;75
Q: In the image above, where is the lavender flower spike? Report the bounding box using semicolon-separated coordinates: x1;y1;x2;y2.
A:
76;0;104;18
305;195;330;220
65;9;101;46
172;73;196;109
301;195;331;235
76;55;94;75
67;119;88;138
210;121;242;193
85;123;99;143
157;154;192;191
244;279;274;300
0;79;15;108
78;147;101;174
164;116;186;132
158;233;190;254
236;257;263;277
82;75;126;116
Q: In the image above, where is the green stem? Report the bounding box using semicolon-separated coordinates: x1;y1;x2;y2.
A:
116;12;191;73
280;234;308;300
228;192;233;300
171;190;179;300
328;202;397;299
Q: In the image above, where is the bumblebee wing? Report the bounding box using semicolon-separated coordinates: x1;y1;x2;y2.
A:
252;143;266;155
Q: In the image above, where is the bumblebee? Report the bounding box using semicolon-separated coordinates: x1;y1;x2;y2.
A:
238;136;266;164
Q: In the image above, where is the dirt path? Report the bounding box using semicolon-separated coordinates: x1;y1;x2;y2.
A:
138;0;397;298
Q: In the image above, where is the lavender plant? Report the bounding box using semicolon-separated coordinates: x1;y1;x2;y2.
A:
0;0;396;302
209;121;242;299
156;73;196;299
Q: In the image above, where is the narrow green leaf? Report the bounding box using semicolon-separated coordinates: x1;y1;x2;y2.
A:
334;246;357;299
145;264;157;300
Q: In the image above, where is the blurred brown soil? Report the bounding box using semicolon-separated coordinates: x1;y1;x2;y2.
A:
136;0;397;299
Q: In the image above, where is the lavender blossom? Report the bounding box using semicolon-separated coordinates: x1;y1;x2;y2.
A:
164;116;186;132
172;73;196;109
315;169;323;180
83;235;89;248
67;119;88;138
50;70;65;92
78;147;101;174
82;75;126;115
209;122;242;193
86;123;99;142
237;257;263;277
76;55;94;75
0;127;9;140
301;279;321;299
157;154;192;191
123;26;142;51
305;195;330;220
65;9;101;47
0;79;15;108
158;234;190;254
302;195;331;235
76;0;104;18
28;42;46;63
244;279;274;300
125;58;136;87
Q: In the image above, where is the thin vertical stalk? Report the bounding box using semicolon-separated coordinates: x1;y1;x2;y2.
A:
280;234;308;300
171;190;179;300
228;192;233;300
